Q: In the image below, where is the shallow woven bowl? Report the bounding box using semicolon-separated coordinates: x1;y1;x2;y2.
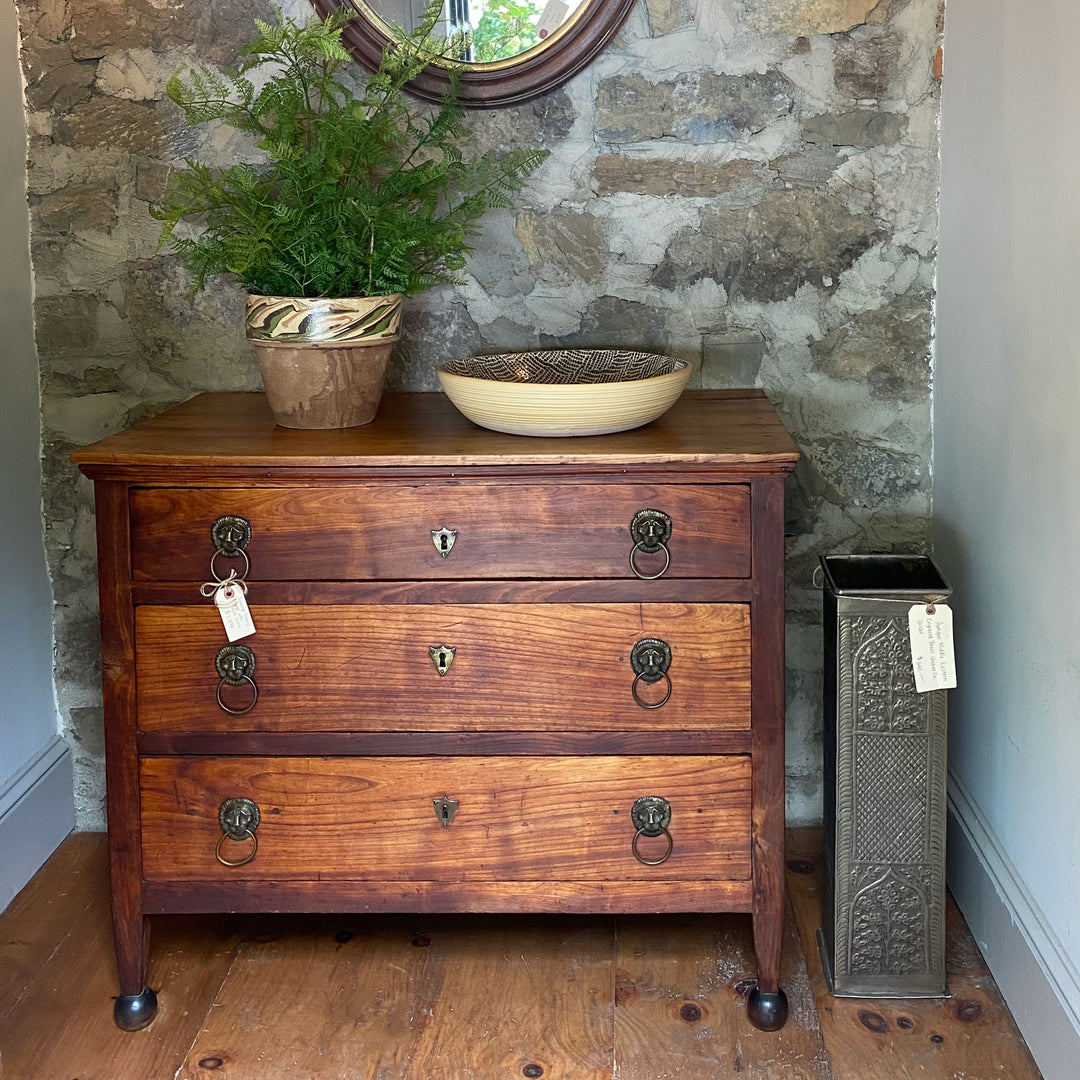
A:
436;349;692;437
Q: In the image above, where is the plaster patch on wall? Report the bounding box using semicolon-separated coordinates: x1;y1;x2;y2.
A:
743;0;895;37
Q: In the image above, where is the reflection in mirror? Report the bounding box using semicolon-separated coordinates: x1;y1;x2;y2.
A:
368;0;589;64
315;0;636;107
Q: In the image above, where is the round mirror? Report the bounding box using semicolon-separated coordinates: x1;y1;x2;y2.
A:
310;0;637;107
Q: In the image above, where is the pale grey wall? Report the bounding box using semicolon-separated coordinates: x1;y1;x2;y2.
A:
1;0;59;786
936;0;1080;1073
0;0;73;907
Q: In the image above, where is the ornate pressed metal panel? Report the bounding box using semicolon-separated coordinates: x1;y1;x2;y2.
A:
830;608;948;997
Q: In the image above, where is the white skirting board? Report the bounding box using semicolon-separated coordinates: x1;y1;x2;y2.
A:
0;737;74;913
947;771;1080;1080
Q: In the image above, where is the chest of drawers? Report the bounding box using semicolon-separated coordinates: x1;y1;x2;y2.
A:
73;389;799;1033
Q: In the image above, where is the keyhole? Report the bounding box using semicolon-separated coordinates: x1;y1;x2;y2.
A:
441;804;450;822
440;535;449;551
439;651;447;667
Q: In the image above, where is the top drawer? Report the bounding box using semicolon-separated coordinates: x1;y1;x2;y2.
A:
129;483;751;582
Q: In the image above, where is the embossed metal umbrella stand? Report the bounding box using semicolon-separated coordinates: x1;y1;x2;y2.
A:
818;554;952;997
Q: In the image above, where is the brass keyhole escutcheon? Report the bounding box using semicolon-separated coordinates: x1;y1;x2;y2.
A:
433;796;459;827
432;527;457;557
429;645;456;677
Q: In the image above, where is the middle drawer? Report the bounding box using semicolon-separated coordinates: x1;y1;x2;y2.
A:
135;603;751;732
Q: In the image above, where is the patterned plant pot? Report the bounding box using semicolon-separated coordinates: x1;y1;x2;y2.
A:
245;294;402;429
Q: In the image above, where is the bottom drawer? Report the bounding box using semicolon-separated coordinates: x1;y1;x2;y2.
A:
140;756;751;883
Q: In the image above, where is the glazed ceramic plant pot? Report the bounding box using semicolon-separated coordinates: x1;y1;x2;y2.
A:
245;294;402;429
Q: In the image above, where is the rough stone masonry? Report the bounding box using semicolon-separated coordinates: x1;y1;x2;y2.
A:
17;0;942;827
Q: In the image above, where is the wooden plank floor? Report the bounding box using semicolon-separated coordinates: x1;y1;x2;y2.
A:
0;830;1042;1080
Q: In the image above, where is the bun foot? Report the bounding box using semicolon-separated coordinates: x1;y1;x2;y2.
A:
114;986;158;1031
747;986;788;1031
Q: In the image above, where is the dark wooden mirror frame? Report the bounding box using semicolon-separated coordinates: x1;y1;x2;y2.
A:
310;0;638;107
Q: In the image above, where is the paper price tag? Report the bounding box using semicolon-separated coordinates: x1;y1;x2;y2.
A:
908;604;956;693
214;583;256;642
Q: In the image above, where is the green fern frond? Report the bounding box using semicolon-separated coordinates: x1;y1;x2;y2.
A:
154;5;549;298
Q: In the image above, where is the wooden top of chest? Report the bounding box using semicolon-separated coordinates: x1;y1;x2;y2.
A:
72;390;799;473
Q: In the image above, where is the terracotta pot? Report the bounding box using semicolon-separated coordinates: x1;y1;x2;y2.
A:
245;294;402;429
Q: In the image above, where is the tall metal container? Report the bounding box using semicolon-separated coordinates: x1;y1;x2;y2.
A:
818;554;952;997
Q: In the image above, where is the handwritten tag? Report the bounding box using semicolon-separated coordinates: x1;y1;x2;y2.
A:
214;583;256;642
908;604;955;693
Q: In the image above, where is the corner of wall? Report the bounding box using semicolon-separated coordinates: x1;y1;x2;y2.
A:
0;0;75;899
0;738;75;912
947;771;1080;1080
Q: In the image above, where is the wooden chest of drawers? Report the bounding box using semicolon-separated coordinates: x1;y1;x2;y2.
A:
73;389;799;1032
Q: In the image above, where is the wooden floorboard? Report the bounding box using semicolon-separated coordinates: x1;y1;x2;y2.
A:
1;894;247;1080
613;906;830;1079
0;831;108;1023
175;914;615;1080
403;917;614;1080
785;828;1044;1080
0;829;1044;1080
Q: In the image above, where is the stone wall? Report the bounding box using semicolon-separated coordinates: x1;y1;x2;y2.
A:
18;0;942;828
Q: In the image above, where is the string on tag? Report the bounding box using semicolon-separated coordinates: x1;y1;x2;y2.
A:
200;569;256;641
200;569;249;600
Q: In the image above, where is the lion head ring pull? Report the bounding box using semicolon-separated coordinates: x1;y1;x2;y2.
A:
631;795;673;866
210;514;252;582
216;796;260;867
629;508;672;579
630;637;672;709
215;644;258;715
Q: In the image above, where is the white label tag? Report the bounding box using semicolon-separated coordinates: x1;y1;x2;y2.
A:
908;604;956;693
214;583;256;642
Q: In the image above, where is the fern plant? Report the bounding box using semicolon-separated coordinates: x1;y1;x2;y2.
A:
152;4;549;298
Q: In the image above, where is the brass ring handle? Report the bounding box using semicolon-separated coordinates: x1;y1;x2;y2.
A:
216;674;258;715
629;540;671;580
628;508;672;580
215;828;258;867
210;545;250;583
630;796;673;865
217;796;259;867
632;670;672;709
629;638;672;709
632;826;674;866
